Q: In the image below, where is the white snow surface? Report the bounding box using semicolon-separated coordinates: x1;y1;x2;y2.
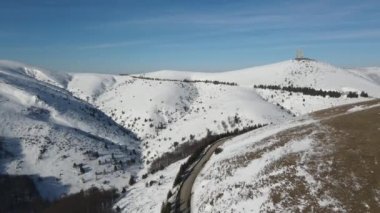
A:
66;74;290;164
0;60;70;88
346;67;380;86
0;59;379;211
115;158;187;213
0;62;139;199
62;59;380;165
145;60;380;97
191;117;317;213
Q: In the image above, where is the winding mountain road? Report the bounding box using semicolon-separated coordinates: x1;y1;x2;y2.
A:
176;99;380;213
178;136;232;213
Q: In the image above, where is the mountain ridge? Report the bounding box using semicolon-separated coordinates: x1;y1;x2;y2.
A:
0;58;379;212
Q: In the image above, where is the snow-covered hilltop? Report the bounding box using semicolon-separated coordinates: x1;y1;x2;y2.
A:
146;60;380;115
145;59;380;94
64;59;380;164
0;58;379;212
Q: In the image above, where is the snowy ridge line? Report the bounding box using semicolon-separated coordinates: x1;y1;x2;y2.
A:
1;59;380;212
124;74;238;86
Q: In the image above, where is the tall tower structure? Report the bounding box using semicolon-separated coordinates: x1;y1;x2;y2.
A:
296;49;304;60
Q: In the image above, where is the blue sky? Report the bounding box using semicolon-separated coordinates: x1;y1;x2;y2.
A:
1;0;380;73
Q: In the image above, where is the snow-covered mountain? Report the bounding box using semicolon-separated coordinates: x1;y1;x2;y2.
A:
0;60;139;199
66;73;290;165
0;58;379;211
63;59;380;164
0;60;70;88
145;60;380;94
145;60;380;114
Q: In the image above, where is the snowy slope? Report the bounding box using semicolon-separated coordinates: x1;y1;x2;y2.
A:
254;89;371;115
346;67;380;86
144;60;380;115
66;74;290;165
0;60;70;88
114;157;188;213
191;118;316;213
64;60;380;166
0;62;139;199
192;100;380;212
145;60;380;97
1;59;379;212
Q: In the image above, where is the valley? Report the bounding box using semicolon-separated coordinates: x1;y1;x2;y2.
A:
0;59;379;212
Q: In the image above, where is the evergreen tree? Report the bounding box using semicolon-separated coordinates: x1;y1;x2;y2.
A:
129;176;136;185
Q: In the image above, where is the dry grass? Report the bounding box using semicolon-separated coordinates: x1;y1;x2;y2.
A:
219;125;314;177
312;99;380;119
316;105;380;212
207;100;380;212
261;104;380;212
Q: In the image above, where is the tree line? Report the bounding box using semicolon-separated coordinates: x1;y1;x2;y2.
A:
254;84;369;98
120;75;238;86
150;124;265;175
0;175;120;213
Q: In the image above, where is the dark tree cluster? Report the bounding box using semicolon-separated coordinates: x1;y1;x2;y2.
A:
129;176;136;185
360;91;369;97
154;124;265;182
0;175;120;213
347;91;359;98
123;75;238;86
183;78;238;86
43;187;120;213
254;84;369;99
150;125;266;174
254;84;342;98
0;175;47;213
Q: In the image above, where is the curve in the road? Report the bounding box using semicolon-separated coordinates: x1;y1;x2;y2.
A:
178;136;232;213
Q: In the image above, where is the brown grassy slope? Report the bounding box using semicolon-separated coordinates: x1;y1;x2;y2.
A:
194;100;380;212
228;100;379;212
312;98;380;119
316;104;380;212
262;102;380;212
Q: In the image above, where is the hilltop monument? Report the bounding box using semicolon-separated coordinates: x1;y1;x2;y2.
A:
295;49;313;61
296;49;304;59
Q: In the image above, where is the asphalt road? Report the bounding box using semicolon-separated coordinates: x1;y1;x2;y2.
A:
178;137;231;213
